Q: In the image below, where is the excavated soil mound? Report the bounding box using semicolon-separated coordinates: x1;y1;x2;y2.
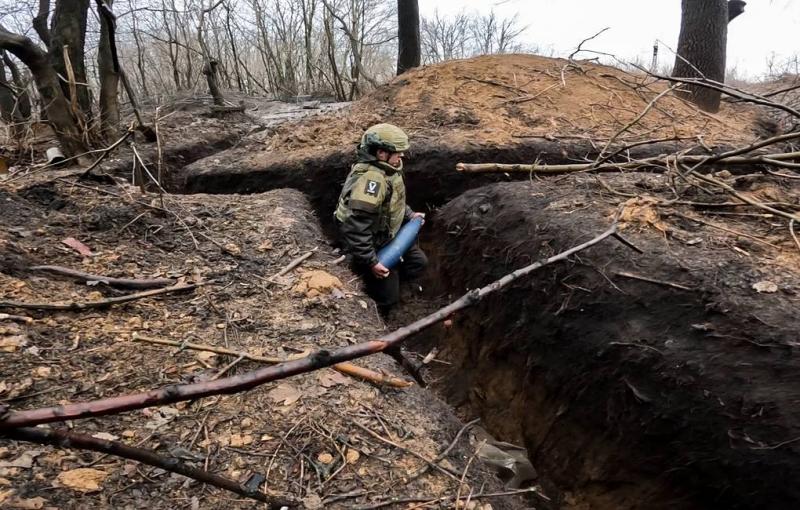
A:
252;53;762;155
178;54;766;205
413;176;799;510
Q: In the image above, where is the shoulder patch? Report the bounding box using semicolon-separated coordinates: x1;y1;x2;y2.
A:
364;179;380;196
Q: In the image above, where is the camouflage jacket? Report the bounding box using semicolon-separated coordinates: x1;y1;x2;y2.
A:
334;151;413;266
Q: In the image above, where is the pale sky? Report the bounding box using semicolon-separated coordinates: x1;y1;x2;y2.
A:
420;0;799;80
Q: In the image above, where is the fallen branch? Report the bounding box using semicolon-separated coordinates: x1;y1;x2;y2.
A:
0;282;201;311
685;170;800;223
3;426;293;507
456;150;800;174
791;220;800;254
30;265;176;290
0;221;625;429
132;334;413;388
0;313;33;324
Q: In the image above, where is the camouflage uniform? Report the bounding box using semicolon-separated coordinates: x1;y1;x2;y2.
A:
334;124;427;311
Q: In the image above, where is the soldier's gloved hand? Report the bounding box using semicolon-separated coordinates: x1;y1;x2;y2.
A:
410;212;426;225
371;262;390;279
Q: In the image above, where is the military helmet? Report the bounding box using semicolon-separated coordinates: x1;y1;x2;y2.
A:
360;123;410;153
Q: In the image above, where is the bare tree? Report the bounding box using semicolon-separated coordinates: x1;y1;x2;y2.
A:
396;0;419;74
0;24;87;156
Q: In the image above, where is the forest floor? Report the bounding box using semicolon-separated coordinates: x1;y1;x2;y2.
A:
1;53;799;510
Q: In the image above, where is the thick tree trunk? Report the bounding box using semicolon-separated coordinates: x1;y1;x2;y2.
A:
97;0;119;141
49;0;92;121
396;0;420;75
0;27;87;156
672;0;728;113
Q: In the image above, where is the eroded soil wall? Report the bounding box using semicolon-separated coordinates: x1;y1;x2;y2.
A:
420;180;800;510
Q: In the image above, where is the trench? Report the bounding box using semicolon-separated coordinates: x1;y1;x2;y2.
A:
169;140;800;510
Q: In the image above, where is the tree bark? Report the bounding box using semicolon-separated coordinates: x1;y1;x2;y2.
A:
203;60;225;106
33;0;52;48
97;0;119;141
0;26;87;156
672;0;728;113
2;53;32;119
49;0;92;120
396;0;420;75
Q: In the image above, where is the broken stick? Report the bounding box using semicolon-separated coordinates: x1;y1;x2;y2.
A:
0;283;201;311
0;220;627;429
30;265;176;290
269;249;315;281
133;334;413;388
4;426;293;507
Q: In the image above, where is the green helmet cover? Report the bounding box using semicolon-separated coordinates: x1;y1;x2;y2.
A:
360;123;410;153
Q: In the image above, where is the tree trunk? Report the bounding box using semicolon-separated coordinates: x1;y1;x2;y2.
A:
49;0;92;120
222;3;244;92
396;0;420;75
33;0;52;48
672;0;728;113
2;52;32;119
97;0;119;141
0;26;87;157
203;60;224;106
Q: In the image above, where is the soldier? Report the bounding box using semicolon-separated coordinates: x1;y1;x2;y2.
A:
334;123;427;315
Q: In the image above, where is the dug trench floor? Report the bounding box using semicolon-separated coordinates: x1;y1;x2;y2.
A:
174;132;800;510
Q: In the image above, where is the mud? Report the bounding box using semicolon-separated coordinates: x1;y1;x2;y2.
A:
410;178;800;510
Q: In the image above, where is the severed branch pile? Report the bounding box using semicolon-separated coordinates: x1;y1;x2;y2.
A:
0;217;632;504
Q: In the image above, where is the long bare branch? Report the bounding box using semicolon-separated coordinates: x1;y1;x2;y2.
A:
0;222;623;429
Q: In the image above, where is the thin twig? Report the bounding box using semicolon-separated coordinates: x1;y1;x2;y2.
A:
615;271;692;291
407;418;480;482
673;213;781;249
0;283;202;311
270;249;316;281
453;439;485;510
2;426;293;507
350;420;461;482
790;220;800;254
